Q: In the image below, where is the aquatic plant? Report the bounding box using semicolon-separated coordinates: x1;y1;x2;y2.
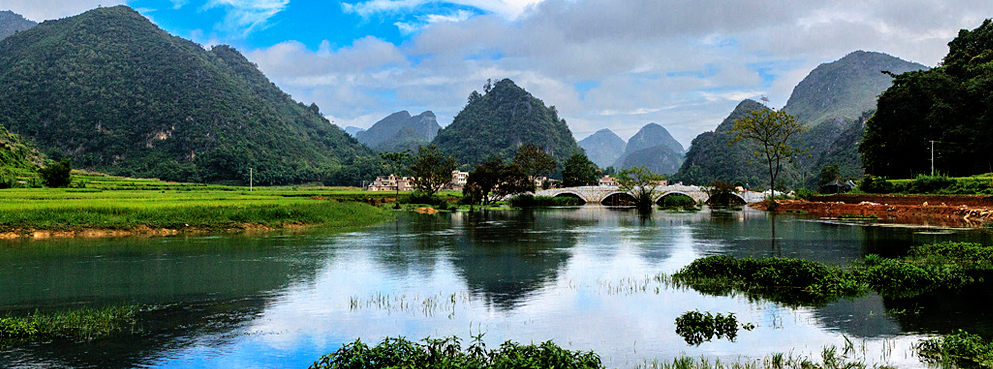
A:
309;335;603;369
674;311;753;346
916;330;993;368
0;306;139;344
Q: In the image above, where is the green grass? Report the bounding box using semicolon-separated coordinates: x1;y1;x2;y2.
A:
637;346;897;369
0;173;395;235
916;330;993;368
0;306;139;344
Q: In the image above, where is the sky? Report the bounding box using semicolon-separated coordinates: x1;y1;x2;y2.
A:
5;0;993;147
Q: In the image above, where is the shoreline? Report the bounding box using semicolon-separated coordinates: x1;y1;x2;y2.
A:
755;194;993;228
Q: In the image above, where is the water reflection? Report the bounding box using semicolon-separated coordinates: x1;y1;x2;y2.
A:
0;208;990;368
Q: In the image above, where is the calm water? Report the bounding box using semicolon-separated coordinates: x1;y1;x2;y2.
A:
1;207;992;368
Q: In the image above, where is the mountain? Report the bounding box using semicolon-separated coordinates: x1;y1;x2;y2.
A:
0;10;36;40
0;6;379;186
612;123;684;174
673;100;768;185
356;110;441;152
782;50;926;127
432;79;582;166
577;129;625;168
344;126;365;137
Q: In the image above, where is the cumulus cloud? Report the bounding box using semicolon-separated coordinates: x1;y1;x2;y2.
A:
248;0;992;146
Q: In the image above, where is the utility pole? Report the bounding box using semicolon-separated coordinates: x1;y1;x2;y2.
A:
249;168;253;191
930;141;938;176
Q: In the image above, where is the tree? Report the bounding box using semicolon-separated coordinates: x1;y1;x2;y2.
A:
380;150;411;207
562;153;599;187
38;158;72;188
513;143;557;186
818;164;841;187
616;166;666;211
464;157;505;206
408;144;458;196
493;163;533;198
729;109;808;204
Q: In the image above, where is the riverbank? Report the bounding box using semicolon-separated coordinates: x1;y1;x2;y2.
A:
0;175;396;239
754;194;993;227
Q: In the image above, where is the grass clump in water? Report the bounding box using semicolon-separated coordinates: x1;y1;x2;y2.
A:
310;335;603;369
916;330;993;368
0;306;139;344
637;346;896;369
674;310;753;346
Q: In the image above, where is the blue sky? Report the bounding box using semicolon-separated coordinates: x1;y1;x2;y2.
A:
6;0;993;146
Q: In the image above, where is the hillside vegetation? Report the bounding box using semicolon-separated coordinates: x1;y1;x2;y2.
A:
0;10;35;40
433;79;582;167
862;19;993;178
0;6;379;186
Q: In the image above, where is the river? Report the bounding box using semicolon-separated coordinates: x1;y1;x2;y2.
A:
1;207;991;368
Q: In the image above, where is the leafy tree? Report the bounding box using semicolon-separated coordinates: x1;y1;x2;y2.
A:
493;163;534;198
408;144;458;196
464;157;505;206
38;159;72;188
513;143;557;184
818;164;841;187
562;152;600;187
379;150;411;206
729;109;808;204
616;166;666;211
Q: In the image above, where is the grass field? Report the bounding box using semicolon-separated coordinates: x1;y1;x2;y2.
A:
0;172;397;237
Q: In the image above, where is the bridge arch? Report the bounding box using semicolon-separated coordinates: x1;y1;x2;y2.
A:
600;192;637;206
655;191;698;206
705;192;747;206
552;192;587;205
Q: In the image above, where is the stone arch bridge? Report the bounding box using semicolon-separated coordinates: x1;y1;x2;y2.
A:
534;185;763;205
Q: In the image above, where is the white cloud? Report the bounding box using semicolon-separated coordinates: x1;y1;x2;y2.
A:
204;0;289;37
248;0;993;147
3;0;127;21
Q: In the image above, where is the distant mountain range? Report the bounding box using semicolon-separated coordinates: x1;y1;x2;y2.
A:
577;123;684;175
356;111;441;152
0;6;378;185
577;129;625;168
0;10;35;41
673;51;927;188
432;79;582;166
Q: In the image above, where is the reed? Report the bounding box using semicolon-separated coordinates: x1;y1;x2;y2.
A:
0;306;139;344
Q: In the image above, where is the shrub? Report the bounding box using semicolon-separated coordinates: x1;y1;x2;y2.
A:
859;175;893;194
910;174;957;194
794;188;817;200
38;159;72;188
509;195;580;207
674;310;750;346
917;330;993;368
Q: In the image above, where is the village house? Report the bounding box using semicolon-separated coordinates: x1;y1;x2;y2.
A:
367;170;470;192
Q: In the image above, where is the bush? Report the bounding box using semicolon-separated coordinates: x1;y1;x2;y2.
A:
911;174;957;194
794;188;817;200
509;195;581;207
859;175;893;194
658;194;696;209
674;310;749;346
38;159;72;188
917;330;993;368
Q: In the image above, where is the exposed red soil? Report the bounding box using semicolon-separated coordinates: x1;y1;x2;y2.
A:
753;194;993;228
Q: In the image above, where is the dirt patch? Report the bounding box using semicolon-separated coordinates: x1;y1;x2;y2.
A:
755;195;993;228
0;223;308;240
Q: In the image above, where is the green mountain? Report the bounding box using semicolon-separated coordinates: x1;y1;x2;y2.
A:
673;100;768;185
0;6;378;185
356;111;441;152
613;123;684;174
0;10;35;40
862;19;993;177
432;79;582;167
577;128;625;168
783;51;926;127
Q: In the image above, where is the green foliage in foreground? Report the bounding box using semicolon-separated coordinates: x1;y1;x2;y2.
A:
0;306;138;344
916;330;993;368
673;242;993;306
310;336;603;369
859;174;993;195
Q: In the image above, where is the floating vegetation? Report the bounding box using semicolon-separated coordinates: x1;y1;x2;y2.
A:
595;274;682;295
348;292;473;317
636;345;897;369
916;330;993;368
674;310;754;346
310;335;603;369
0;305;140;345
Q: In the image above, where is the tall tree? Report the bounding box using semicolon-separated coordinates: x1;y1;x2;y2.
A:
408;144;458;196
464;157;505;206
562;153;599;187
380;150;411;207
616;166;666;212
513;143;557;185
729;109;808;203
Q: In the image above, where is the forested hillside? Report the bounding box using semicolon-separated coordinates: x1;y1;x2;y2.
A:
613;123;684;174
673;100;767;185
433;79;582;167
0;123;42;174
0;6;379;185
862;19;993;178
